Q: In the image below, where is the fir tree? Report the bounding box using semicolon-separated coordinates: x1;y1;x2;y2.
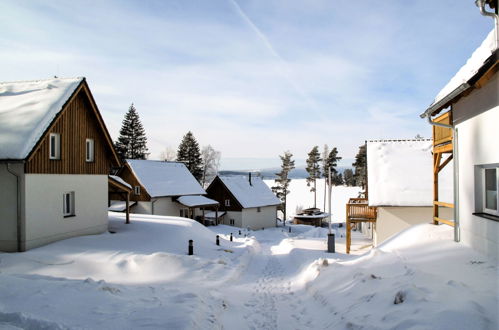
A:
177;131;203;181
306;146;322;208
271;151;295;223
115;103;148;160
321;145;330;211
352;144;367;189
343;169;355;186
332;172;344;185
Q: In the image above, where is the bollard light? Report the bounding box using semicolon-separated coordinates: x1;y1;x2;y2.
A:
188;239;194;255
216;235;220;246
230;233;233;242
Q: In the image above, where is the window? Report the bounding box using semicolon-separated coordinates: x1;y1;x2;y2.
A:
85;139;94;162
134;186;141;195
483;167;498;215
230;219;235;225
180;209;189;218
225;199;230;207
257;207;261;212
63;192;75;217
49;133;61;159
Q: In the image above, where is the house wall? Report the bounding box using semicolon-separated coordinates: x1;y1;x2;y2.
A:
374;206;453;246
242;206;277;230
221;211;243;228
132;197;184;217
23;174;108;250
453;73;499;261
0;163;25;252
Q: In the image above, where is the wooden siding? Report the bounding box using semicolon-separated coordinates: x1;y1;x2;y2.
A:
206;177;243;211
433;111;453;147
118;164;151;202
26;87;118;174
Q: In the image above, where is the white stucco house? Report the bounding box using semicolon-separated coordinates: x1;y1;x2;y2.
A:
0;77;122;252
118;159;219;220
206;175;281;230
420;23;499;261
363;139;453;246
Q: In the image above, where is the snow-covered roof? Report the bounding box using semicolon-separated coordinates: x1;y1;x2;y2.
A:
108;200;136;212
177;195;219;207
109;175;132;190
0;77;84;159
367;140;453;207
204;211;226;218
218;176;281;208
126;160;206;197
427;29;496;113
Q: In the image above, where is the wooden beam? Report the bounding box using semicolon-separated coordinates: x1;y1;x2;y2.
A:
433;217;455;227
346;218;351;254
433;152;442;174
438;154;453;173
434;143;453;154
433;201;454;208
125;192;130;224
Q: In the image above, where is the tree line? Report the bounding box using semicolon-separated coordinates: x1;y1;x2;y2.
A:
272;144;367;219
113;104;220;187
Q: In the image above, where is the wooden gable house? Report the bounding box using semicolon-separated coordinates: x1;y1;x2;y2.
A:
0;77;123;251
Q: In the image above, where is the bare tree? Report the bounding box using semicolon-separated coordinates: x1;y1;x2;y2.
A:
201;145;221;187
159;146;176;161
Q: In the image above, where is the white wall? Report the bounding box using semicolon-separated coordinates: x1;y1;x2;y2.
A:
133;197;184;217
0;163;24;252
24;174;108;250
221;211;243;228
454;74;499;261
242;206;277;230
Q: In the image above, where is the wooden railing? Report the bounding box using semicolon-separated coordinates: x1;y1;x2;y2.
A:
345;198;378;254
433;111;453;147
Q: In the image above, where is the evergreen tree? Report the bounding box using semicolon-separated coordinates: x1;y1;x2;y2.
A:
324;147;342;185
177;131;203;181
343;168;355;186
321;145;330;211
332;172;344;185
306;146;322;208
115;103;148;160
352;144;367;189
271;151;295;223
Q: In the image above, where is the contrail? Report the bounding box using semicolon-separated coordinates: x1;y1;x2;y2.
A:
228;0;319;110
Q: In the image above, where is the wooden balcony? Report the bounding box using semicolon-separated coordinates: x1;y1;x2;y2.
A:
433;111;453;150
346;198;377;254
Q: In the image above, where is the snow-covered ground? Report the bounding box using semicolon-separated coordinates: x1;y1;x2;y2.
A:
264;178;362;222
0;212;496;329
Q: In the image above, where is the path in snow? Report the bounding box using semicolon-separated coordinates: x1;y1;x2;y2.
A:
219;229;341;330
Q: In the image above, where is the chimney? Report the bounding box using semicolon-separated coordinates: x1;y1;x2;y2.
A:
249;172;252;186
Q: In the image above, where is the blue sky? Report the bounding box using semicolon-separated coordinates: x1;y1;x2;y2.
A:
0;0;493;170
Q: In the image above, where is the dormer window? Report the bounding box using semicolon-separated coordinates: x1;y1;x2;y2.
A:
49;133;61;160
85;139;94;162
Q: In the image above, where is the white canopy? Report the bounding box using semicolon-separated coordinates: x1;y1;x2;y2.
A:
177;195;219;207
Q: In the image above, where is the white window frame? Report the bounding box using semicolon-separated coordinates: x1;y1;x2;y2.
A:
230;219;235;225
63;191;75;217
257;207;261;212
482;167;499;216
49;133;61;160
134;186;141;196
85;138;94;162
225;199;230;207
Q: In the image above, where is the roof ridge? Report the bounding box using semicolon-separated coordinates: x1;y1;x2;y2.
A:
0;77;85;86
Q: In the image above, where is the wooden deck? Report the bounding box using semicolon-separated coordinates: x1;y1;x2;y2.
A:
346;198;377;254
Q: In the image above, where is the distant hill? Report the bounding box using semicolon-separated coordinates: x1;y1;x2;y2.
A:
219;166;352;180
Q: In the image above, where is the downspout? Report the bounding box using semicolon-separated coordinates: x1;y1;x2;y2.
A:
6;163;23;252
425;115;460;242
476;0;499;49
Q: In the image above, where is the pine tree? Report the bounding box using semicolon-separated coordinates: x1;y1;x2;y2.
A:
271;151;295;223
306;146;322;208
115;103;148;160
321;145;330;212
343;169;355;186
325;147;342;185
352;144;367;189
177;131;203;181
332;172;344;185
